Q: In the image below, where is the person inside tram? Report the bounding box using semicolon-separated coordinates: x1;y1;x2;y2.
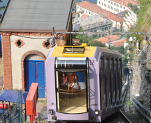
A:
60;72;68;89
74;71;86;97
68;73;76;94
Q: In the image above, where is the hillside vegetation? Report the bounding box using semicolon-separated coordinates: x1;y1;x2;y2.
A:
129;0;151;42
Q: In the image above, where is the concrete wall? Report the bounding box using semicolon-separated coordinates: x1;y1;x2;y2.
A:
10;35;52;90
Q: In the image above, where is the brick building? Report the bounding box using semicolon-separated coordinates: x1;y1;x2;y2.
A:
95;35;119;46
95;35;127;47
0;0;73;98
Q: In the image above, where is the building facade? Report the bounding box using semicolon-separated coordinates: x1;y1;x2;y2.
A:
76;1;124;31
97;0;138;30
75;15;113;35
0;0;73;98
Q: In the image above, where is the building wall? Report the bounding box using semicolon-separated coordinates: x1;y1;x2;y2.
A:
76;5;97;18
1;33;12;90
97;0;127;14
97;0;137;30
76;4;122;30
1;31;69;93
10;35;52;90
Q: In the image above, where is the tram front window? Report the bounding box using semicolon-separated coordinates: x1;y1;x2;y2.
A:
55;57;88;114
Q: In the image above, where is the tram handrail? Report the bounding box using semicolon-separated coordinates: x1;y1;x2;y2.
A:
57;88;82;92
57;88;86;94
132;95;151;123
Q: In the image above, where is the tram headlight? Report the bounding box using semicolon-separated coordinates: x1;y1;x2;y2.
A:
48;109;53;115
95;110;99;115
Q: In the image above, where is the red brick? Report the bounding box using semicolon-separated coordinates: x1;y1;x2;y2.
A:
2;34;12;90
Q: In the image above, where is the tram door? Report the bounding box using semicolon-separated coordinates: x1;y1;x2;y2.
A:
24;60;45;98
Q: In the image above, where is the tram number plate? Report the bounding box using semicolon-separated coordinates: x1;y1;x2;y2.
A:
89;60;94;65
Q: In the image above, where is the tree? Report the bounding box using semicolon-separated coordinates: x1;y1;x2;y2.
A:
127;3;132;8
0;0;3;18
88;40;105;47
92;34;99;39
72;1;77;12
132;5;138;12
110;46;124;54
74;27;105;47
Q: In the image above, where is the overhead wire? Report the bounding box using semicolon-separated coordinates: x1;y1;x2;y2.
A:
0;30;151;40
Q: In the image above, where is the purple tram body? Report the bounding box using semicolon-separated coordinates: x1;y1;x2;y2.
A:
45;46;122;122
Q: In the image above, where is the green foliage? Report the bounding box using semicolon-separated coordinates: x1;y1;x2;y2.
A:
128;0;151;55
88;40;105;47
110;46;134;68
125;11;129;16
130;0;151;32
132;5;138;12
128;101;133;107
0;6;5;11
92;34;99;39
72;1;77;12
110;46;124;54
127;3;132;8
127;3;138;13
74;27;105;47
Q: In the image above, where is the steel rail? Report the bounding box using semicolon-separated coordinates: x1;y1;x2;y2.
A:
119;109;132;123
132;95;151;123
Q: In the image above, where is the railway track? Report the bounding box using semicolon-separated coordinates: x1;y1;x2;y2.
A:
101;109;132;123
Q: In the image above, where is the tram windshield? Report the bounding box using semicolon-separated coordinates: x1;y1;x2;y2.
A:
55;57;88;114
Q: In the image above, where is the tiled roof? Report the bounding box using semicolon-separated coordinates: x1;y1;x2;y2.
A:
111;0;138;7
111;39;127;47
95;35;119;45
81;14;89;19
0;0;73;31
76;1;124;22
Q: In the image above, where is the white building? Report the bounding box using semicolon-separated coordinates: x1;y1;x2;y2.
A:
76;1;125;31
97;0;138;30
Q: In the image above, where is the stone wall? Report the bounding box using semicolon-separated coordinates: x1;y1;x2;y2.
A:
131;46;151;109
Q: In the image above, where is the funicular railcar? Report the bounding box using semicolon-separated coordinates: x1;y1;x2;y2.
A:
45;45;122;122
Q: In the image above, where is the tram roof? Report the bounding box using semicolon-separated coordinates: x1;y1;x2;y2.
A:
50;46;121;58
51;46;96;57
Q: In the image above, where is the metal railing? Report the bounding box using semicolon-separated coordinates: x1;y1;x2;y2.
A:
132;95;151;123
31;113;47;122
122;75;129;103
